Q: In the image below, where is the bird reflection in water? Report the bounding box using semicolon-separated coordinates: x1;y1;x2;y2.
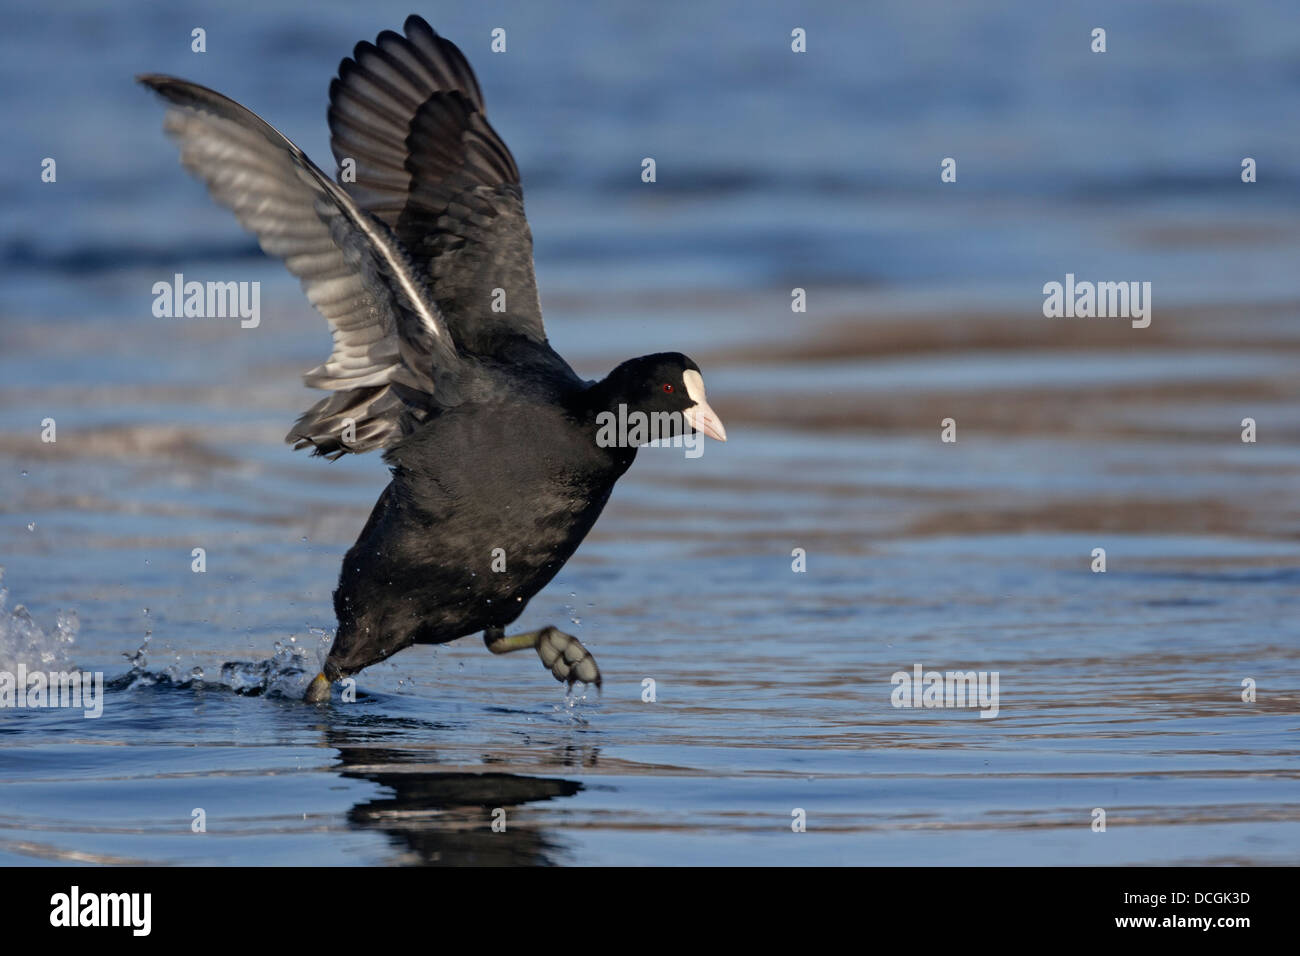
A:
325;720;594;866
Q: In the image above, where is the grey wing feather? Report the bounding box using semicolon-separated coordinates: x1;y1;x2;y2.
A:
138;73;462;457
328;14;546;351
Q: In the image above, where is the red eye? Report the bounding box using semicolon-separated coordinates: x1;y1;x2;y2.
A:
662;383;673;393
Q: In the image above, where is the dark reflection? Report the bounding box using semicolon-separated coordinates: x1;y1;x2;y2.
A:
323;714;588;866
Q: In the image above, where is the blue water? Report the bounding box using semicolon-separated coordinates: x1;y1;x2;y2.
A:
1;0;1298;865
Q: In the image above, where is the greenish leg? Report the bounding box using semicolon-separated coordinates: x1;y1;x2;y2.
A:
484;625;602;688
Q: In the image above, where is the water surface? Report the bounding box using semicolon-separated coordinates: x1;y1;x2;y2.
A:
1;0;1298;865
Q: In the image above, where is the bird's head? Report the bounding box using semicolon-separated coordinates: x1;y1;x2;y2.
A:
591;352;727;447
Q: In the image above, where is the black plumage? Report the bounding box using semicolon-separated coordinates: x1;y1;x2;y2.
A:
139;16;727;701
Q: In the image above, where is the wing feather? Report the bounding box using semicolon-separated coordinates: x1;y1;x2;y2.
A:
328;15;546;350
139;74;463;456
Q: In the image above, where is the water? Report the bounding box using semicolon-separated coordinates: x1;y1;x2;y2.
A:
1;0;1298;865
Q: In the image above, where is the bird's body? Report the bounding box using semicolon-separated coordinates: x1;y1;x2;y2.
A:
141;16;725;701
327;363;635;679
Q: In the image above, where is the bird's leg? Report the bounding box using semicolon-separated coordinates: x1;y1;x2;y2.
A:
483;625;601;688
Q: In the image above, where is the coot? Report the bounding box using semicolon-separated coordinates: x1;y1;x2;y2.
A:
140;16;726;702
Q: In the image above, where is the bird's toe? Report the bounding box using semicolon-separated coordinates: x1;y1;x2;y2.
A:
537;627;601;688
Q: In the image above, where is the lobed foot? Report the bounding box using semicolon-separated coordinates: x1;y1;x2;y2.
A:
304;671;332;702
536;626;601;688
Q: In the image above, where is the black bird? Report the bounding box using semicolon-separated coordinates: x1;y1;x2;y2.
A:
139;16;726;702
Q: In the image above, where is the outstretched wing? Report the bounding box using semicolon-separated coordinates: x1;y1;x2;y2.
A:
138;74;463;457
328;14;546;351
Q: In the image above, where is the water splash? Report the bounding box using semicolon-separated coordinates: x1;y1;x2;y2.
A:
117;641;313;698
117;633;329;699
0;567;79;673
555;683;599;726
